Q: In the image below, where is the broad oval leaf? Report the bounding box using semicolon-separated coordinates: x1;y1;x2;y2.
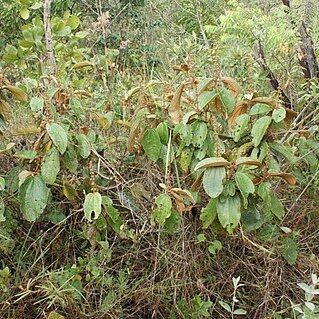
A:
151;194;172;226
272;107;286;123
84;192;102;222
41;147;60;184
235;172;255;208
142;128;161;161
251;116;272;147
203;167;226;198
0;177;5;191
192;121;207;147
19;175;49;222
198;91;217;109
249;103;272;115
156;122;169;145
200;198;217;228
194;157;231;171
77;133;91;158
217;195;241;233
46;123;68;154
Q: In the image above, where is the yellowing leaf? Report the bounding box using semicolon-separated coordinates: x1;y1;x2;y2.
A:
0;99;10;120
20;7;30;20
93;112;111;130
3;85;28;102
63;181;78;200
12;126;41;136
73;90;92;97
72;61;94;69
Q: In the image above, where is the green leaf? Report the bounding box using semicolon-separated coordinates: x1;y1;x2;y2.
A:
30;97;44;112
249;103;272;115
156;122;169;145
197;233;206;242
233;309;247;315
272;107;286;123
0;177;5;191
269;193;285;219
198;91;217;109
218;87;235;114
281;237;298;265
41;147;60;184
269;142;298;164
235;172;255;208
192;121;208;147
62;144;78;172
241;207;265;232
84;192;102;222
234;114;249;142
180;147;193;172
164;210;180;234
151;194;172;226
66;16;81;30
0;200;5;222
102;198;124;234
20;7;30;20
251;116;272;147
142;128;161;161
219;301;231;313
208;240;222;255
77;134;91;159
19;175;49;222
200;198;217;228
46;123;68;154
13;150;37;160
217;195;241;233
203;167;226;198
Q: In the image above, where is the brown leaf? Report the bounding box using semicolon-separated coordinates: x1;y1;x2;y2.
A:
228;101;248;127
169;83;184;124
191;171;204;192
3;85;28;102
284;108;297;125
221;76;241;98
0;99;10;120
269;172;297;186
251;97;277;108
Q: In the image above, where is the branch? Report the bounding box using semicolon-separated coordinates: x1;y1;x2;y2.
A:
255;40;292;108
43;0;56;79
282;0;319;80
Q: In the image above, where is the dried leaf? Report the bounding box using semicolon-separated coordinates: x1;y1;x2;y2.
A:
169;83;184;124
191;171;204;192
228;101;248;127
3;85;28;102
221;76;241;98
251;97;277;108
194;157;231;170
171;188;196;204
269;172;297;186
12;126;41;136
73;90;92;97
0;99;10;120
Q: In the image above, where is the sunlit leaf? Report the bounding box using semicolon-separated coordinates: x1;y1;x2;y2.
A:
203;167;226;198
84;192;102;222
46;123;68;154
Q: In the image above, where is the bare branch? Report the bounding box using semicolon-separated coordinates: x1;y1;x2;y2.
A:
255;40;292;108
